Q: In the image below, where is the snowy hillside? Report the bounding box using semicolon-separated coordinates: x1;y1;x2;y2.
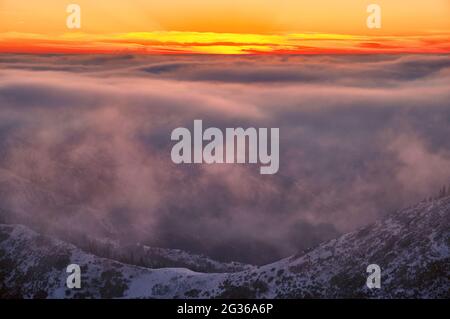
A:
0;196;449;298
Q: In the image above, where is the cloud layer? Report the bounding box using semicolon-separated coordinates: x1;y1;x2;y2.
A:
0;54;449;264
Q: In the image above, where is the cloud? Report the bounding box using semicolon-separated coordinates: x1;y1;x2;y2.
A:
0;53;449;264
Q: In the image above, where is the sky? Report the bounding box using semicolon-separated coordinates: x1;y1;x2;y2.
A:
0;0;449;54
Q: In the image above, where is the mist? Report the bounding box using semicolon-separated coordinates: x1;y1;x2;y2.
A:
1;53;449;264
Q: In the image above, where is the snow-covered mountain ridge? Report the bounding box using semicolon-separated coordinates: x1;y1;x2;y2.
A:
0;196;449;298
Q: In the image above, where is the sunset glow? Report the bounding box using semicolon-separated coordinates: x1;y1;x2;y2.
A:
1;0;449;54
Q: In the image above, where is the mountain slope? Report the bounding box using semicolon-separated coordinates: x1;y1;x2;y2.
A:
1;197;449;298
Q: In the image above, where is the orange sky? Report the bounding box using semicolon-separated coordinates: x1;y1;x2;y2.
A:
1;0;449;54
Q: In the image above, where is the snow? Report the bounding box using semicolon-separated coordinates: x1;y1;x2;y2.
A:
1;196;449;298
